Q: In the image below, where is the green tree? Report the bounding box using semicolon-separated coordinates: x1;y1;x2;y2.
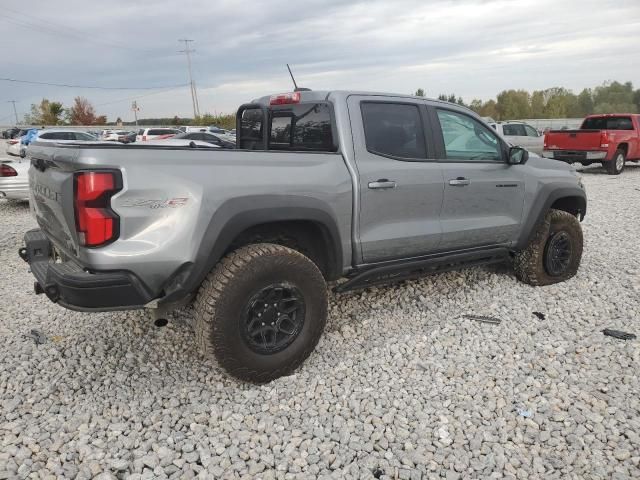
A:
468;99;483;113
592;81;637;113
496;90;531;120
195;113;236;130
415;88;425;97
478;100;499;120
577;89;594;117
23;98;65;125
530;91;545;118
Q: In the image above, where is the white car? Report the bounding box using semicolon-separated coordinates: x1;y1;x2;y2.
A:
6;138;25;157
35;129;97;143
136;128;182;142
488;121;544;155
0;157;30;200
101;130;130;141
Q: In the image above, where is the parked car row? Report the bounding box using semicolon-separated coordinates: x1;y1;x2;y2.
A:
5;128;98;158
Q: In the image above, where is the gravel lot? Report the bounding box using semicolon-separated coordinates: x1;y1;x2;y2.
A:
1;159;639;480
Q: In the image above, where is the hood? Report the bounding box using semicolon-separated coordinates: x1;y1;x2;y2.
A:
526;154;574;172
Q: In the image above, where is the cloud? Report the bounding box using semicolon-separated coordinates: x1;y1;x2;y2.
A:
1;0;639;122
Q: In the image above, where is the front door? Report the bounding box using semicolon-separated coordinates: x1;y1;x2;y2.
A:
432;108;525;250
348;96;444;263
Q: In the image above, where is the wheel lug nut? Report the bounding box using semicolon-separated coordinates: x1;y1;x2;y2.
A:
261;322;265;326
258;313;262;317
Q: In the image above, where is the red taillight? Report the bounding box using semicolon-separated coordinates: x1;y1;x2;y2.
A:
270;92;301;105
0;164;17;177
8;139;18;145
74;171;121;247
600;132;609;148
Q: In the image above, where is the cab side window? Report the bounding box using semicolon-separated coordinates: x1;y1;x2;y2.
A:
436;109;502;162
360;102;427;159
502;124;526;136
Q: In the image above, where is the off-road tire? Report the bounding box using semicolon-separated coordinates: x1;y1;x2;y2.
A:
513;209;583;286
194;243;328;383
605;149;625;175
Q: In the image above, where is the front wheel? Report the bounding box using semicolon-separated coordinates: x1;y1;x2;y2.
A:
194;243;328;383
513;209;583;286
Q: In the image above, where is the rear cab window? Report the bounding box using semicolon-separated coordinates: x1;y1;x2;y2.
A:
581;116;634;130
239;102;336;152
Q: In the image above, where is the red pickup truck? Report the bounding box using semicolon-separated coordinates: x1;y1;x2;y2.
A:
543;114;640;175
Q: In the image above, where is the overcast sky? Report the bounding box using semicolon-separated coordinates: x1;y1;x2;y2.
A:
1;0;639;122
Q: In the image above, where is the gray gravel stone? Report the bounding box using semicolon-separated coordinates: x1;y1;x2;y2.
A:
0;161;639;478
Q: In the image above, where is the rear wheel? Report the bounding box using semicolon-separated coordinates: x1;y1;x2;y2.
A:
513;209;583;286
194;243;328;383
605;149;625;175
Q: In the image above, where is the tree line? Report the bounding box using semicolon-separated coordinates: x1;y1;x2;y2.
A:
415;81;640;120
20;96;236;129
23;97;107;126
22;80;639;127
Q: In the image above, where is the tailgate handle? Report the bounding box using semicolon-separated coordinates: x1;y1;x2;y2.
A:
569;133;577;137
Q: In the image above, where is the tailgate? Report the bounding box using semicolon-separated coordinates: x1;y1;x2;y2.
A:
28;144;82;256
545;130;602;150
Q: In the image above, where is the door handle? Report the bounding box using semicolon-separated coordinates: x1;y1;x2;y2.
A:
368;179;397;189
448;177;470;186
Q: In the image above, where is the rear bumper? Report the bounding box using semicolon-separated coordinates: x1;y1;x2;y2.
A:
0;179;29;200
542;150;608;162
20;229;154;311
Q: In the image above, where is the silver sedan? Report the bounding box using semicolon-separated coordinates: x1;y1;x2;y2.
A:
0;157;29;200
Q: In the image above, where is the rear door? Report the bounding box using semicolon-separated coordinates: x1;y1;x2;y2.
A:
430;107;525;250
347;95;444;263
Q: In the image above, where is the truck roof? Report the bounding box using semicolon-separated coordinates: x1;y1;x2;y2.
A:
251;90;468;110
584;113;639;118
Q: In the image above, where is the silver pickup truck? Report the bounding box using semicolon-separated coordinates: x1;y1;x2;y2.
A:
21;90;587;382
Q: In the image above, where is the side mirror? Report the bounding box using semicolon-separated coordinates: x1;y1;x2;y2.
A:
508;146;529;165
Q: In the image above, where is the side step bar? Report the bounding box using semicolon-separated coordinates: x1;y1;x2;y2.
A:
334;247;510;293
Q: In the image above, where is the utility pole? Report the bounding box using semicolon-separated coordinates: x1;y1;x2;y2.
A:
8;100;18;124
131;101;139;128
178;39;200;119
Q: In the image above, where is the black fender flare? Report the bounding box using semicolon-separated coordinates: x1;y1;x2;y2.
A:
515;185;587;250
159;195;344;305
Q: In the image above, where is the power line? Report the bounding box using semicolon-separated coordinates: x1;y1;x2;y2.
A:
179;39;200;118
94;85;189;108
0;77;188;91
0;9;156;53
